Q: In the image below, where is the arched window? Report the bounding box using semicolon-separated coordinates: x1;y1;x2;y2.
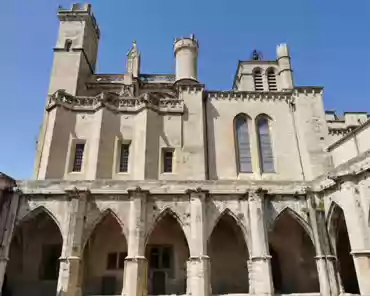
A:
253;69;264;91
257;116;274;173
235;115;252;173
267;69;277;91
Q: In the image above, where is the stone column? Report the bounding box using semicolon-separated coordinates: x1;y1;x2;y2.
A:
123;187;148;296
186;188;210;296
339;177;370;296
248;188;273;296
306;189;339;296
0;173;19;296
56;189;89;296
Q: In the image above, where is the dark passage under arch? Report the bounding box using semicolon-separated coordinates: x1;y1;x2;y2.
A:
146;213;189;295
269;210;319;294
331;205;360;294
208;213;249;294
5;210;63;296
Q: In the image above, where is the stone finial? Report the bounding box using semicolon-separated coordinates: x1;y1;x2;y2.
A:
126;40;140;77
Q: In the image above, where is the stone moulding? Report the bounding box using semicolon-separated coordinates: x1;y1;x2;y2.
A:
139;74;176;83
207;90;293;102
46;90;184;114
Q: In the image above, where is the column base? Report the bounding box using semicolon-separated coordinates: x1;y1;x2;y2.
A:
351;251;370;296
315;255;339;296
187;256;210;296
250;255;273;296
123;256;147;296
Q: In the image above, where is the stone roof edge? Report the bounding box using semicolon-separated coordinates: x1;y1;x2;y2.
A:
327;118;370;152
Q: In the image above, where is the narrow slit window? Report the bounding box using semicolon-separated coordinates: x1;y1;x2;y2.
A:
257;117;275;173
253;69;264;91
65;39;72;51
72;143;85;172
163;149;174;173
119;144;130;172
267;69;277;91
235;115;252;173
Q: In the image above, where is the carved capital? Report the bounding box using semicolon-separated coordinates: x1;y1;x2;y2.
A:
65;187;91;201
186;187;209;201
248;188;268;202
128;186;149;199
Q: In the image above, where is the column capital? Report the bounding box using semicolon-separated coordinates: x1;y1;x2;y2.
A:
186;187;209;200
248;187;268;201
65;187;91;201
128;186;149;199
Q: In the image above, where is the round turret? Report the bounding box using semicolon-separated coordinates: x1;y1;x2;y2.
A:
276;43;294;89
174;34;199;82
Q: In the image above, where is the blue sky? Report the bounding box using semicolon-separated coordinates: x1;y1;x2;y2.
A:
0;1;369;179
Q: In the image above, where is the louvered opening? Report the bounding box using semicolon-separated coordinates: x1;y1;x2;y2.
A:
235;115;252;173
267;70;277;91
257;117;275;173
253;70;264;91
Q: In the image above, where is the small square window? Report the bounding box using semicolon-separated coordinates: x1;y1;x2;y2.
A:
107;252;118;270
119;144;130;173
72;143;85;172
163;149;174;173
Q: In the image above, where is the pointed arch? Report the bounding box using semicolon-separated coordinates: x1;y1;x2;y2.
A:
82;208;128;295
6;205;63;296
327;201;343;246
82;208;126;251
146;207;190;295
16;205;63;237
145;207;189;247
208;208;250;294
326;201;360;294
208;208;250;250
273;206;314;244
269;206;319;293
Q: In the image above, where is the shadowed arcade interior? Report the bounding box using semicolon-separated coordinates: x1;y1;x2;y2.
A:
208;213;249;294
331;205;360;294
146;212;189;295
82;211;127;296
4;210;62;296
269;210;319;294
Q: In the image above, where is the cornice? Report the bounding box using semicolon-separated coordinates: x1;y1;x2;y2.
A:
207;90;293;102
46;90;184;114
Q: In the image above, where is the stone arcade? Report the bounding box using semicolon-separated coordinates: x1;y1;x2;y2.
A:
1;3;370;296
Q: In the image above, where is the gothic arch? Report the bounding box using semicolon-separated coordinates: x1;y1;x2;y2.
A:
327;201;343;248
272;206;314;244
269;206;319;293
82;208;128;295
208;208;250;294
15;205;63;238
326;202;360;294
6;205;63;296
145;207;190;247
208;208;250;251
145;207;190;295
82;208;126;251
